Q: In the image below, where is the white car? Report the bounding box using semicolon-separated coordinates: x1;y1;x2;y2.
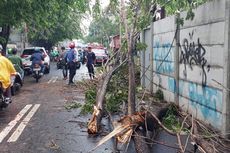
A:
21;47;50;74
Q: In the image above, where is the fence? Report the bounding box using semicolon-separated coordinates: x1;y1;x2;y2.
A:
140;0;230;135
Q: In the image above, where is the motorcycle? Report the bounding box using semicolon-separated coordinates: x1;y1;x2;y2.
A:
0;83;10;108
11;65;24;95
56;57;64;69
32;64;42;83
11;72;23;96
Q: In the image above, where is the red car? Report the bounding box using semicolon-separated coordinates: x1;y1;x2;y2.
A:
92;48;108;66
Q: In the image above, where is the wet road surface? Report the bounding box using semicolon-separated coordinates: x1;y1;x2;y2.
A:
0;63;196;153
0;63;114;153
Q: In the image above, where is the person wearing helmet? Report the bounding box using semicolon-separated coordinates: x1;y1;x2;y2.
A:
7;48;13;57
8;48;24;79
0;44;17;104
30;48;45;75
64;42;78;84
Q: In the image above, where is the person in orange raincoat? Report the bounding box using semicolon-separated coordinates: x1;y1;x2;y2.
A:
0;45;16;103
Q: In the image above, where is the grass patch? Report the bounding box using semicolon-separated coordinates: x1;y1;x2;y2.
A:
162;105;188;132
81;88;97;114
65;102;82;110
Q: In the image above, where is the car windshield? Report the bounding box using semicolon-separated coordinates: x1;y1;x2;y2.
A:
22;49;35;55
22;49;45;55
92;49;106;54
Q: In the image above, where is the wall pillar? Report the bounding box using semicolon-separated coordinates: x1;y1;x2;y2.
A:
140;31;145;87
223;0;230;137
174;14;180;105
150;21;154;94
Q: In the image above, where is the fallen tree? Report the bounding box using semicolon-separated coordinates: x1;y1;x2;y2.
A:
87;51;127;134
91;102;230;153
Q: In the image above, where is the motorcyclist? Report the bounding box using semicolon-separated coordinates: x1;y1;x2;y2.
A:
0;45;16;104
8;48;24;79
30;48;45;75
64;42;78;84
50;47;59;61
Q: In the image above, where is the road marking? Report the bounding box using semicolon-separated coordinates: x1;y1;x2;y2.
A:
47;77;54;84
0;104;32;143
7;104;40;142
48;76;58;84
52;76;58;83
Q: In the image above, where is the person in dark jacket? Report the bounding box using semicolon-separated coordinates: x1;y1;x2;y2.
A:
64;42;77;84
30;49;44;75
86;46;96;80
59;46;68;80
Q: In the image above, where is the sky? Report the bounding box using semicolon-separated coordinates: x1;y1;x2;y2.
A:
81;0;110;36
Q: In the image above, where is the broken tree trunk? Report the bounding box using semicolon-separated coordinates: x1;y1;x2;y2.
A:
87;55;127;134
92;104;171;152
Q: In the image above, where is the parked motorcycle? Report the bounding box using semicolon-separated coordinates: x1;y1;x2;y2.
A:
32;64;43;83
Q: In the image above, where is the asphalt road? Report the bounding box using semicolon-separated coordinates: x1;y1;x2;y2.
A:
0;63;193;153
0;63;114;153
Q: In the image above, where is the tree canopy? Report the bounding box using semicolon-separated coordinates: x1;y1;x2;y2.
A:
84;14;120;47
0;0;90;51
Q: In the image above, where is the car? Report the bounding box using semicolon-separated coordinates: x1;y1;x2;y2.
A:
92;48;108;66
21;47;50;74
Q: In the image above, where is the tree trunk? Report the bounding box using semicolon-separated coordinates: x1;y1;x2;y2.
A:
121;0;136;115
88;56;126;134
0;24;10;56
128;45;136;114
87;71;113;134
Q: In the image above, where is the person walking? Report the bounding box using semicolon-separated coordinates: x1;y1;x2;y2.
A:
86;46;96;80
59;46;68;80
65;42;78;85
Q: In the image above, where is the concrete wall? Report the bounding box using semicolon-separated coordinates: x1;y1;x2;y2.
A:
141;0;230;133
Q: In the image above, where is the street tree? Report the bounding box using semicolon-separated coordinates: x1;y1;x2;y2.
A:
0;0;90;53
87;0;210;152
84;13;120;47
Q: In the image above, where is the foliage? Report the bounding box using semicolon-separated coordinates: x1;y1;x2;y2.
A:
106;64;129;113
0;0;90;49
155;89;164;101
135;42;148;52
162;105;189;133
65;102;82;110
106;91;127;113
81;87;97;114
162;105;181;132
27;0;90;49
84;14;120;47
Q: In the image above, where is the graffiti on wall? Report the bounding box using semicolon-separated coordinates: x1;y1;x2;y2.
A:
188;82;222;127
180;31;210;86
154;42;174;74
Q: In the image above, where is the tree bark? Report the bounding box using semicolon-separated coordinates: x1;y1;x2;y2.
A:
0;24;10;55
88;56;127;134
121;0;136;115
